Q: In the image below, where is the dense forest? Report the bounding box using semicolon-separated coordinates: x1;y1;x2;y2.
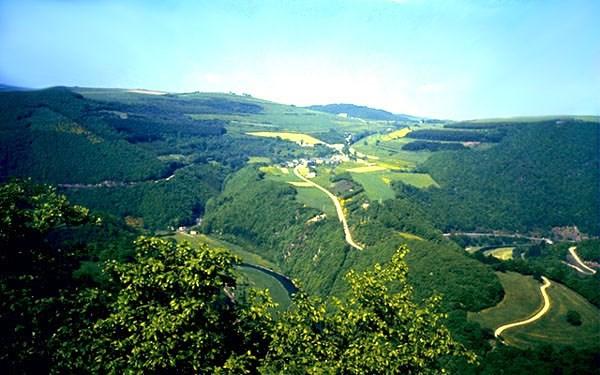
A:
403;120;600;235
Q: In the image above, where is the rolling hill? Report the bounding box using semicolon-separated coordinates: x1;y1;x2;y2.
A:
1;86;599;373
306;103;419;122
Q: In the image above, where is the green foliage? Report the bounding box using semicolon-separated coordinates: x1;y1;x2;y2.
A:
0;89;168;184
407;128;506;143
57;237;276;373
262;246;474;374
402;120;600;234
202;167;349;296
476;241;600;308
566;310;582;326
0;180;92;371
66;163;228;229
307;103;415;121
402;140;466;152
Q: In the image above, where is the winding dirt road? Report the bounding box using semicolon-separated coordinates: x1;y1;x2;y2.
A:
293;166;363;250
568;246;597;275
494;276;552;338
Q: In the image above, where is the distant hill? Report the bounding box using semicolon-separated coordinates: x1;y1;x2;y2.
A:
306;103;418;122
0;84;29;92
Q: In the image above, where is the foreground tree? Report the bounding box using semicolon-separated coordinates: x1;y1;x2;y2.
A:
1;180;472;373
0;180;91;371
58;239;472;373
57;237;275;373
261;246;475;374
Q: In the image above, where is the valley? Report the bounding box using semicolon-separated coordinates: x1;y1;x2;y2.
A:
1;86;598;373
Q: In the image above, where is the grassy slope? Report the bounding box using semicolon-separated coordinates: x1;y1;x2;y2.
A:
506;281;600;349
469;271;600;349
469;272;542;330
188;94;390;143
237;266;291;309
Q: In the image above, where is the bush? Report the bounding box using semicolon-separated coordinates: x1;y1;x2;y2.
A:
566;310;582;326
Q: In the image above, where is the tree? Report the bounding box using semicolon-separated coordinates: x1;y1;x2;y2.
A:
566;310;582;326
0;180;91;371
65;237;275;373
260;245;475;374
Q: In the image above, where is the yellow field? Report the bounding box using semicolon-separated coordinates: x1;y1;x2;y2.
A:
287;181;313;187
382;128;412;141
398;232;424;241
346;165;387;173
259;166;281;175
247;156;271;164
485;247;515;260
246;131;325;146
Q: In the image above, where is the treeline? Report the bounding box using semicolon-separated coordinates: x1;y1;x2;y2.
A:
407;128;506;142
0;88;171;184
0;87;323;228
97;93;263;116
402;140;467;152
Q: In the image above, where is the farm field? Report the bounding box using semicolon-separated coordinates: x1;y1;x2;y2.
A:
484;247;515;260
259;165;337;217
246;131;326;146
187;96;392;141
295;187;337;217
350;171;438;201
247;156;272;164
352;132;434;166
398;232;424;241
381;127;412;141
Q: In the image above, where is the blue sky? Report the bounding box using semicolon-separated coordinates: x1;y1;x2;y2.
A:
1;0;598;119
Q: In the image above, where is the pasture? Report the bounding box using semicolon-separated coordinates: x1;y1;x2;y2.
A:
188;96;392;142
506;282;600;349
349;171;438;201
469;272;543;335
381;127;412;141
246;131;325;146
260;165;336;217
469;272;600;349
351;132;433;166
247;156;272;164
484;247;515;260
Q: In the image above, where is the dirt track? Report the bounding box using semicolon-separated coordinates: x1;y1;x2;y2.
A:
568;246;597;275
494;276;552;338
293;166;363;250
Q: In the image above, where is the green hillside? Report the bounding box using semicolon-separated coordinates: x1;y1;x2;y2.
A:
398;119;600;235
307;103;417;122
1;87;599;373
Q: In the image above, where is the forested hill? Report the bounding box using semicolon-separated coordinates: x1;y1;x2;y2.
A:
306;103;417;121
400;120;600;235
